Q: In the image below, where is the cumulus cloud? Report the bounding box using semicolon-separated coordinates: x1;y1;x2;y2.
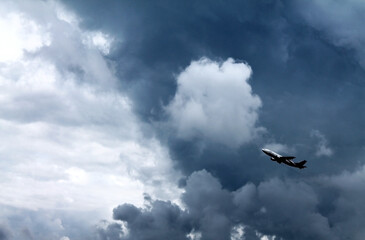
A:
166;58;263;148
18;164;365;239
254;179;334;240
311;130;333;157
108;166;365;240
95;222;124;240
113;200;191;240
111;169;365;240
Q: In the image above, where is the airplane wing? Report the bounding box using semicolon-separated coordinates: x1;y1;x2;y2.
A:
280;156;296;160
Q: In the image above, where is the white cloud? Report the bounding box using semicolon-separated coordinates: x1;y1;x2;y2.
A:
0;12;50;62
187;230;202;240
230;224;244;240
311;130;333;157
166;58;263;147
263;143;293;154
55;1;79;24
0;206;100;240
82;31;114;55
0;0;181;217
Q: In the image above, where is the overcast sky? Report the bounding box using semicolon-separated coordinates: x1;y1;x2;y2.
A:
0;0;364;240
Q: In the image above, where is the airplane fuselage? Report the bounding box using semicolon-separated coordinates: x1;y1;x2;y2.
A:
262;148;306;169
262;148;281;159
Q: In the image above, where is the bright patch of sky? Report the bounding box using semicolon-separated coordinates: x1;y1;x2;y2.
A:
0;12;50;62
0;0;181;217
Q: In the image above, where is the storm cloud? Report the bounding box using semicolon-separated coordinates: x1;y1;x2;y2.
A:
110;169;365;240
0;226;9;240
1;0;365;239
60;0;365;184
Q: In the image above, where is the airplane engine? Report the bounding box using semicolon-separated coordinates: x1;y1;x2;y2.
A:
270;157;275;161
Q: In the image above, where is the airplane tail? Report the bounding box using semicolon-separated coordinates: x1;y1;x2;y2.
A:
297;160;307;169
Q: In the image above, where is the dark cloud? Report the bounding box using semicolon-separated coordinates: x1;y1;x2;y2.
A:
108;169;365;240
292;0;365;67
182;170;234;240
95;222;124;240
11;0;364;239
60;0;365;188
240;226;261;240
62;0;290;120
0;226;9;240
113;200;192;240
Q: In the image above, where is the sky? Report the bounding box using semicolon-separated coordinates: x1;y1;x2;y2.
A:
0;0;364;239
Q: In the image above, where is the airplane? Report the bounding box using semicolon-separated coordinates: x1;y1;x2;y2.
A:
262;148;307;169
